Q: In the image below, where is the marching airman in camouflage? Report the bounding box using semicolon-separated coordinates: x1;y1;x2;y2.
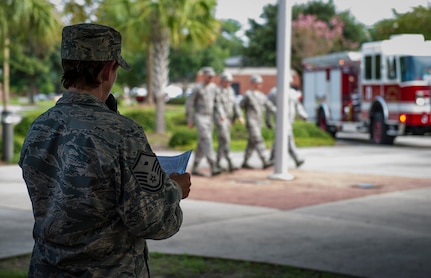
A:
240;74;276;169
19;23;191;278
214;71;244;172
186;67;222;176
266;70;308;167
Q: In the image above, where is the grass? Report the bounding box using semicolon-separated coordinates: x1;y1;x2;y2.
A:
0;253;353;278
5;101;334;162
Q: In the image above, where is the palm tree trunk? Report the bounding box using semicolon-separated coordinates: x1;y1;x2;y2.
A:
3;36;10;112
152;33;170;134
146;44;154;105
28;75;37;104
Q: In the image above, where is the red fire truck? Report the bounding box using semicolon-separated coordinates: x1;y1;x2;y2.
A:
302;34;431;144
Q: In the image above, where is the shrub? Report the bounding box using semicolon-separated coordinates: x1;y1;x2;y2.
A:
262;127;275;141
122;110;156;132
230;122;248;141
166;96;187;105
14;111;44;138
168;127;196;149
0;134;26;163
1;105;334;163
165;110;187;131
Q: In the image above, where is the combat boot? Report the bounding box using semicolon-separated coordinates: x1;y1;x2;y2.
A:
295;159;305;168
292;153;305;168
227;158;239;172
269;150;275;163
215;158;226;172
241;161;254;169
210;162;223;176
191;162;205;176
262;159;274;169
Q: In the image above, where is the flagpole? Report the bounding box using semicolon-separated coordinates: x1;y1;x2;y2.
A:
269;0;294;180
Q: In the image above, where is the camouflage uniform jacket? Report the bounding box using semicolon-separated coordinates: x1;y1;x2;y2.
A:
266;87;308;130
214;86;242;123
185;82;218;125
19;92;183;277
240;89;276;128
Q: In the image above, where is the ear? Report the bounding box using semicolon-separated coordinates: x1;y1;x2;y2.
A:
101;61;116;81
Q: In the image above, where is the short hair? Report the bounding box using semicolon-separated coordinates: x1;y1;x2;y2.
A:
61;60;119;90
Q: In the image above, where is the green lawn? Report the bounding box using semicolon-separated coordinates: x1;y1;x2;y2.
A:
0;253;353;278
4;101;334;163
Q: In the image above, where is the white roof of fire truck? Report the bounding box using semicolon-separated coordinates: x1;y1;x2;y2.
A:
362;34;431;56
302;51;362;70
302;34;431;71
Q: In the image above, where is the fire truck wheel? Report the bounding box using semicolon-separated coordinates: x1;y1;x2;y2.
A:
371;112;395;145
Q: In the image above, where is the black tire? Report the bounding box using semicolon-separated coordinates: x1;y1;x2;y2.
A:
370;112;395;145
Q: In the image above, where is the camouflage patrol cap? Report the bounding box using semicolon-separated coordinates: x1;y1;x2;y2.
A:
201;67;215;77
250;74;263;84
61;23;131;71
220;71;233;81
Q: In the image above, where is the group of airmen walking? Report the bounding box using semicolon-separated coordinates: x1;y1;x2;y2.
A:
186;66;308;177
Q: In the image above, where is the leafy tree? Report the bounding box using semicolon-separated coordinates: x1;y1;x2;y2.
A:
62;0;101;24
98;0;220;133
169;18;243;83
337;10;370;45
14;0;61;103
169;47;206;83
291;14;358;73
243;0;367;72
243;4;278;67
0;0;61;108
218;19;244;57
370;6;431;41
292;0;368;47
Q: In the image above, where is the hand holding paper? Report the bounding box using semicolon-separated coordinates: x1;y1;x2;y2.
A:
157;150;192;175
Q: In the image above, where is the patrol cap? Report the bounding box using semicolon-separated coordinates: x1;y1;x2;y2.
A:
220;71;233;81
61;23;131;71
250;74;263;84
201;66;216;77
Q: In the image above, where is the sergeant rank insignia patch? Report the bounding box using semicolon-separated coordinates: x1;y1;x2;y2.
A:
132;151;164;192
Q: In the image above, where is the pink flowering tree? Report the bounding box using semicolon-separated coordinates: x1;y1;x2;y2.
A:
291;14;359;72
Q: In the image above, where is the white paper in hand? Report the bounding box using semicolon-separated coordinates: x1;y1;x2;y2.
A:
157;150;193;175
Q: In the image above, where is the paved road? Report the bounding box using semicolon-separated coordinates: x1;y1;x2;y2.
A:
1;140;431;278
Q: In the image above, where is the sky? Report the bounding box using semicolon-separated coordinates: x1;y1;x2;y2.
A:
215;0;431;32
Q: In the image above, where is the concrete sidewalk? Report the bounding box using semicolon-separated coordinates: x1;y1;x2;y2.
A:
1;145;431;278
150;190;431;278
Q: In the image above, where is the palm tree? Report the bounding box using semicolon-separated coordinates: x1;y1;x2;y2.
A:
0;0;60;107
0;1;16;112
17;0;62;104
99;0;220;133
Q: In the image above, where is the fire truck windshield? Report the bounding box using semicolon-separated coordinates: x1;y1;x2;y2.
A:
400;56;431;82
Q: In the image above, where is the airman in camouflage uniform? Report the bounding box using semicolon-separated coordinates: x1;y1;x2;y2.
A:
19;23;191;278
240;74;276;169
186;67;222;176
214;71;244;172
266;70;308;167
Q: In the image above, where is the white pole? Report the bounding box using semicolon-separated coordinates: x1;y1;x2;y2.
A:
269;0;294;180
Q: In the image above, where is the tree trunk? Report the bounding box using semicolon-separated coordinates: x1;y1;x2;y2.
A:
152;32;170;134
28;75;37;104
2;36;10;112
145;44;154;105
